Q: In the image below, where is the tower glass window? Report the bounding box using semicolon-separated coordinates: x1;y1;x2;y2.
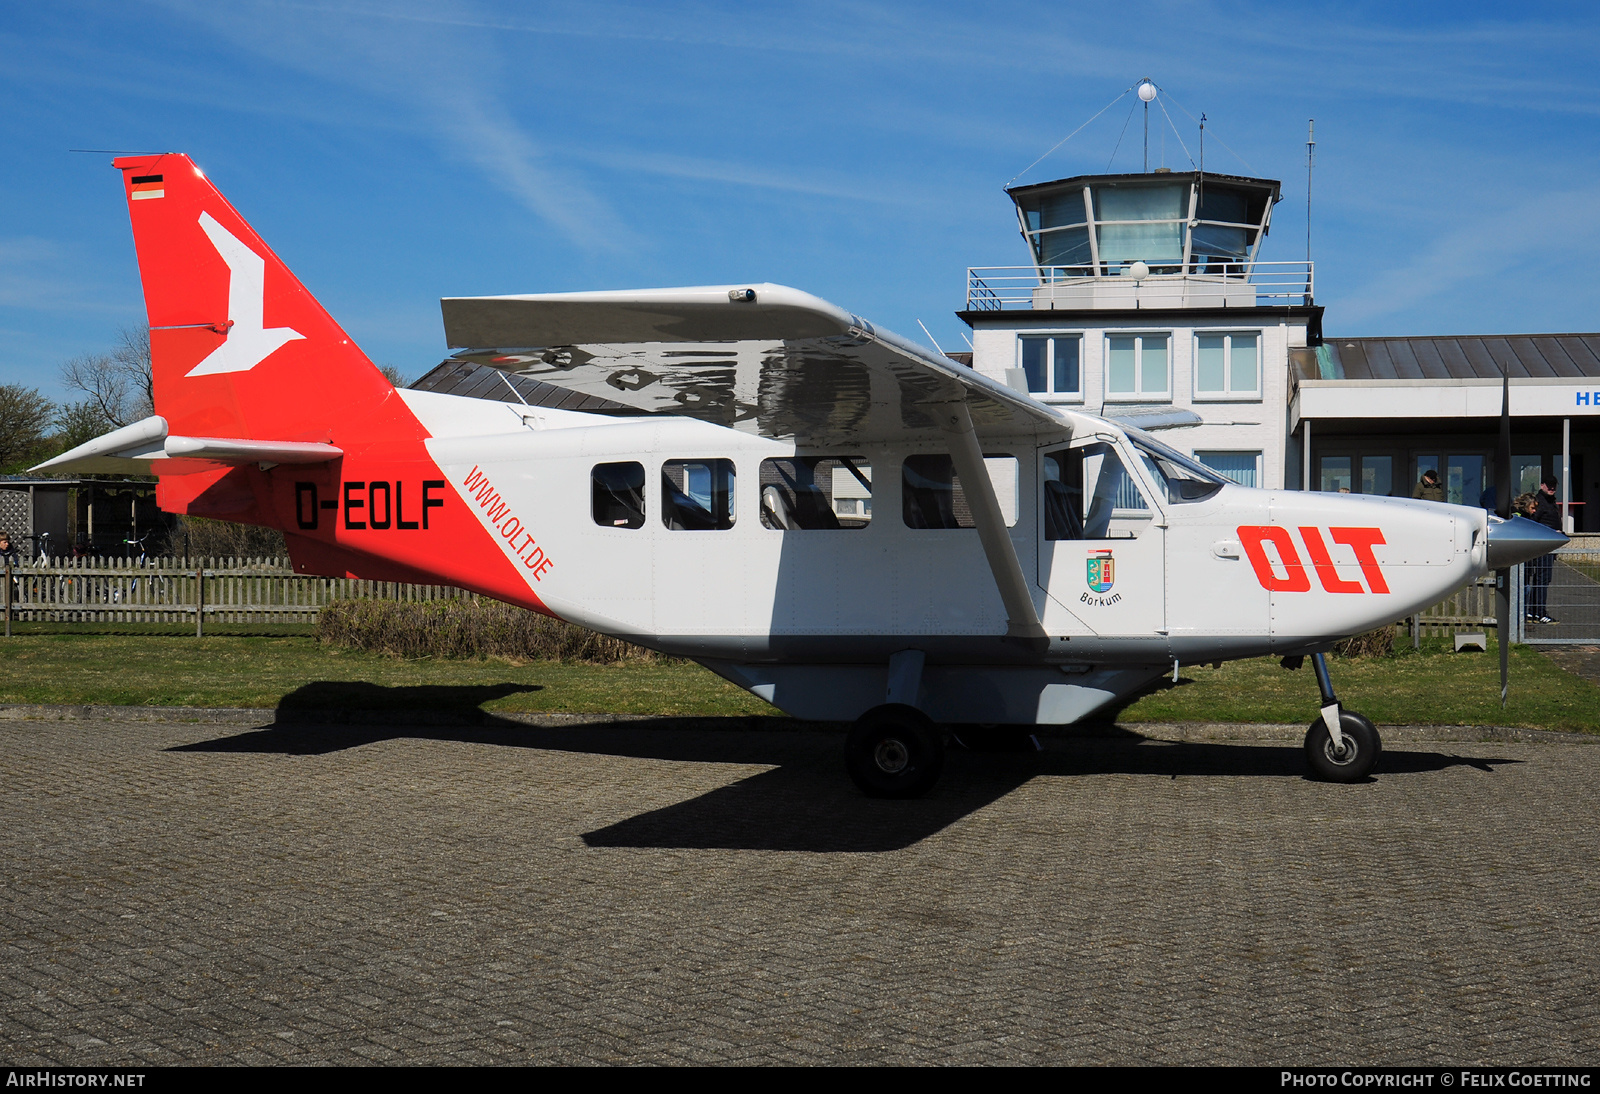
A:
1093;183;1186;266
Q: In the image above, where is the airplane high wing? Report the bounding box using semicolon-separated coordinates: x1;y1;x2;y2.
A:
42;153;1569;798
435;285;1065;446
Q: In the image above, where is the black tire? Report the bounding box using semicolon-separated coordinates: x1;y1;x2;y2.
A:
845;704;945;799
1304;710;1381;782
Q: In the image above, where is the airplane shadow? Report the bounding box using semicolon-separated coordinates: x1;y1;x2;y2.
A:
166;681;1526;853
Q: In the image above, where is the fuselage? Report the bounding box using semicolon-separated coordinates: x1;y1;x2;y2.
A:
301;388;1489;691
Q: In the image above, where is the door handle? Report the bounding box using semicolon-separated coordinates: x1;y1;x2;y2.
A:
1212;540;1241;560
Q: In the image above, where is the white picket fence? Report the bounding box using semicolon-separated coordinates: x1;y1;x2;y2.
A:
1;557;474;629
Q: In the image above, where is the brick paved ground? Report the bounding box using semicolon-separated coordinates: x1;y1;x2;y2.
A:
1;709;1597;1065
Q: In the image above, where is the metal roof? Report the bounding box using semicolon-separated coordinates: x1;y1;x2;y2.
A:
1295;334;1600;384
1005;169;1281;202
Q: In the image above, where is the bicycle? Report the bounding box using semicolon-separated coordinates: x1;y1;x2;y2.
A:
23;531;53;566
113;532;169;605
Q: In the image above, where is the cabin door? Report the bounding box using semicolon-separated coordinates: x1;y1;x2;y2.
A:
1036;441;1165;638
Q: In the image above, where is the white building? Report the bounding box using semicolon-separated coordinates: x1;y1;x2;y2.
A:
957;167;1596;533
959;168;1316;493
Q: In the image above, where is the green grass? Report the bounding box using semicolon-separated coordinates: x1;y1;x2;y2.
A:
0;634;1594;730
1113;637;1600;732
0;635;771;717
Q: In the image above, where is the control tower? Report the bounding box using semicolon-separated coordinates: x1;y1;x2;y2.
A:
1005;170;1284;309
959;167;1321;492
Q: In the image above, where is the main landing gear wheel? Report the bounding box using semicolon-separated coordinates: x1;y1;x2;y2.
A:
845;704;945;799
1304;710;1381;783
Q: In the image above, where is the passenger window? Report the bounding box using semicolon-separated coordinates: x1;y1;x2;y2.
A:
902;454;1019;529
592;462;645;529
662;459;736;530
759;457;873;530
1043;444;1149;540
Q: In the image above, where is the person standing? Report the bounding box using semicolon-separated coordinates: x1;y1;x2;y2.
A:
1527;476;1562;624
1413;468;1445;501
0;531;17;613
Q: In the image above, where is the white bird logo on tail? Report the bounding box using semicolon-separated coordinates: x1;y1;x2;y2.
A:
186;211;305;377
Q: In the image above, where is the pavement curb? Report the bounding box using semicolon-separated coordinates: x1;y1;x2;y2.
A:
0;703;1593;744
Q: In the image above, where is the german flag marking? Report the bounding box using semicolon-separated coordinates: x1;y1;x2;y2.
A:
130;174;164;200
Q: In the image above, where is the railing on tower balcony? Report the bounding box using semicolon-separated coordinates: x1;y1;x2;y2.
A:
965;261;1314;311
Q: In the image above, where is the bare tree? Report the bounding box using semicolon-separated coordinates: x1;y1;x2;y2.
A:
113;326;153;416
0;384;54;471
52;400;116;453
378;364;408;387
175;516;287;560
60;325;153;428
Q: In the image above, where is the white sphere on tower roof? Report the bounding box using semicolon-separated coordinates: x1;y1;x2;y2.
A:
1138;81;1157;102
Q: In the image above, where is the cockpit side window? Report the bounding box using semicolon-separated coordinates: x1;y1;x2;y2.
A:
1044;444;1150;540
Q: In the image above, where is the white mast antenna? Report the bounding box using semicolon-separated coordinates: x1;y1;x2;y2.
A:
1306;118;1315;267
1138;79;1157;172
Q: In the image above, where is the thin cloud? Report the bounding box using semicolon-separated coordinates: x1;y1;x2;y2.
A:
569;148;917;205
1329;185;1600;326
149;0;636;250
0;237;135;315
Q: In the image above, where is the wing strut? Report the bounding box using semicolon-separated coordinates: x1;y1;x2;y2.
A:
937;401;1048;642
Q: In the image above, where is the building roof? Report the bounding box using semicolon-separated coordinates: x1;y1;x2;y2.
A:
1005;169;1281;202
1294;334;1600;384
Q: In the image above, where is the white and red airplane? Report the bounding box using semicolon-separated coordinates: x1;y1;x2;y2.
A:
38;154;1567;796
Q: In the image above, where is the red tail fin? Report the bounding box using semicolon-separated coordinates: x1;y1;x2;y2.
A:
115;153;397;442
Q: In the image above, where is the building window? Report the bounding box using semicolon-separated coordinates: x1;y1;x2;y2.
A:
1017;335;1082;399
1106;334;1170;399
1412;454;1485;506
1320;455;1397;496
758;457;872;530
1194;451;1261;488
1195;332;1260;398
592;462;645;528
1320;456;1353;493
1360;456;1392;497
662;459;736;530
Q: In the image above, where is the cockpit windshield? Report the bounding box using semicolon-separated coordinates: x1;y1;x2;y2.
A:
1126;429;1227;503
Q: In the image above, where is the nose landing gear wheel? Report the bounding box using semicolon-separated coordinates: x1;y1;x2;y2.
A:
1304;711;1381;782
846;704;945;798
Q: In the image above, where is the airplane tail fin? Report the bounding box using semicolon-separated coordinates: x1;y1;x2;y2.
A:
34;154;550;605
112;152;398;443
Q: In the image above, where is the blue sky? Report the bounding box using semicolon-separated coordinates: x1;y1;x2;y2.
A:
3;1;1598;400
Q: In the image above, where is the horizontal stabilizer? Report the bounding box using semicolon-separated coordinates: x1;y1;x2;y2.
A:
30;414;343;475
